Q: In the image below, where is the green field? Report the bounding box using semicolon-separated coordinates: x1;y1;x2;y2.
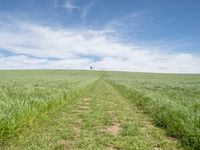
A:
0;70;199;149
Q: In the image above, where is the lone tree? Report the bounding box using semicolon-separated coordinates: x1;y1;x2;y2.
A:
90;66;93;70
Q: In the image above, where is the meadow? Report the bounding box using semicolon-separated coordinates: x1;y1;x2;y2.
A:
0;70;98;141
106;71;200;149
0;70;200;149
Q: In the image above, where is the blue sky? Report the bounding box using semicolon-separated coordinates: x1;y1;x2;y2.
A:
0;0;200;73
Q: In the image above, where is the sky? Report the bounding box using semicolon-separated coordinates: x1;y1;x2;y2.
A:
0;0;200;73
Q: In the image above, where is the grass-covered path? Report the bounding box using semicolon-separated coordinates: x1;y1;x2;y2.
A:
1;79;182;150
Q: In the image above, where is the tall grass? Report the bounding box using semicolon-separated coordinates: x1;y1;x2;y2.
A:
0;70;98;141
106;72;200;149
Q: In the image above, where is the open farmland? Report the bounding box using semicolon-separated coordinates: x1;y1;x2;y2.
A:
0;70;98;141
0;70;200;149
106;72;200;149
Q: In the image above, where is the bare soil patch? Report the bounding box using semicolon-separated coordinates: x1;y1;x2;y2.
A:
106;122;121;135
57;139;74;150
83;97;91;102
108;144;123;150
154;147;163;150
77;106;90;111
73;126;81;136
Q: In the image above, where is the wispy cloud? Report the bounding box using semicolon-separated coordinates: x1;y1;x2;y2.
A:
0;21;200;73
61;0;80;14
56;0;95;20
103;11;145;39
81;0;95;19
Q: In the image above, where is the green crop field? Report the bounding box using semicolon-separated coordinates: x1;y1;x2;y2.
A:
106;72;200;149
0;70;98;141
0;70;199;150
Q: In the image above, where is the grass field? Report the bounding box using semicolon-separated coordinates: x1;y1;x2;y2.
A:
0;70;199;149
106;72;200;149
0;70;98;141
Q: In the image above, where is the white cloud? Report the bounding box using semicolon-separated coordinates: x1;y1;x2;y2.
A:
81;0;94;19
0;54;92;69
58;0;95;20
0;22;200;73
61;0;80;13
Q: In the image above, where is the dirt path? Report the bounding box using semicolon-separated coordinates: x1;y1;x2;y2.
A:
1;79;183;150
